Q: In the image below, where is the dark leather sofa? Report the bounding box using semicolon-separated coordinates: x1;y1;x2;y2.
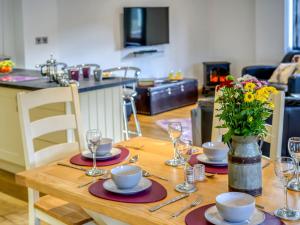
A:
242;51;300;80
192;51;300;157
242;51;300;156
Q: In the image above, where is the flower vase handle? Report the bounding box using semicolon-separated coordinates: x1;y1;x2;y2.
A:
258;137;264;152
226;141;233;151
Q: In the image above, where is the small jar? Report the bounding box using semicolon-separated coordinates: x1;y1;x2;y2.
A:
193;164;206;181
82;66;90;79
69;68;80;81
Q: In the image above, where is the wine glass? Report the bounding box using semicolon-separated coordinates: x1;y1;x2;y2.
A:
274;157;300;220
165;122;185;167
175;139;197;193
287;137;300;191
85;129;106;176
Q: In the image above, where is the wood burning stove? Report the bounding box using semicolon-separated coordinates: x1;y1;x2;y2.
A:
202;61;230;95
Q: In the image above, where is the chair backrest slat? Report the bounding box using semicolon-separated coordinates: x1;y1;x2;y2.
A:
21;87;73;110
34;142;79;167
31;114;77;139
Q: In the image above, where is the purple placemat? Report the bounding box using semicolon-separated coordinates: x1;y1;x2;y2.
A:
0;75;40;82
70;147;129;166
185;203;285;225
189;155;228;174
89;179;167;203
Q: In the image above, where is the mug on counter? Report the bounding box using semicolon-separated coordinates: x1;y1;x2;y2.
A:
82;66;90;79
68;68;80;81
94;68;103;82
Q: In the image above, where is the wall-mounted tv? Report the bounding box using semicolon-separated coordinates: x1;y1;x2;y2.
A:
123;7;169;47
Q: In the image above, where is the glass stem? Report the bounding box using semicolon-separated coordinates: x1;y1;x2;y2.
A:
92;149;97;171
172;139;178;159
184;163;189;185
284;186;289;210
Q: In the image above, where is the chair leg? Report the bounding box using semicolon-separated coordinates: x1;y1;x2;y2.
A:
130;97;142;136
28;188;40;225
122;100;129;140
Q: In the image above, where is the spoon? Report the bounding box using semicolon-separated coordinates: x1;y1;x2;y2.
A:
116;144;144;150
205;173;215;178
123;155;139;165
142;170;169;181
77;171;110;188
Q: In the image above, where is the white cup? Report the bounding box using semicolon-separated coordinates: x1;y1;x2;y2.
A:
96;138;112;156
216;192;255;223
111;165;142;189
202;141;229;161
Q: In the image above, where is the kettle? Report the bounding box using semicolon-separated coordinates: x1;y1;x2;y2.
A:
36;55;68;82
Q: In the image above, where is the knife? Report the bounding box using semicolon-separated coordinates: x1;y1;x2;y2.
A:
148;193;190;212
57;162;87;171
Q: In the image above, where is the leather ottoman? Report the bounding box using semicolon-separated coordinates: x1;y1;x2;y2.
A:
135;79;198;115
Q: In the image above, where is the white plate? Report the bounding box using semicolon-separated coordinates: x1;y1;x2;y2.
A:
197;154;228;166
204;206;265;225
82;147;121;160
103;177;152;195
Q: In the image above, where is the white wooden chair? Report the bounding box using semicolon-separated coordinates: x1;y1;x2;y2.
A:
17;84;95;225
211;89;285;161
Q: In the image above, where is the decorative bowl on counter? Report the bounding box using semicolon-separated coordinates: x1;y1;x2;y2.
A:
0;60;15;74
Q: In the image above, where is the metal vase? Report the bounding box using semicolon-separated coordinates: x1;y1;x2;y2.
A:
228;135;262;196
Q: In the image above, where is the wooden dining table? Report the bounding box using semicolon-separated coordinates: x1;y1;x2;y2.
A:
16;137;300;225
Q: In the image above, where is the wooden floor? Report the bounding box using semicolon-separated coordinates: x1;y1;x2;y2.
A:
0;192;28;225
128;104;196;141
0;103;196;224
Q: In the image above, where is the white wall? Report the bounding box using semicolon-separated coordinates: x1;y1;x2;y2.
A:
255;0;285;64
1;0;286;86
0;0;18;61
56;0;209;81
207;0;256;76
21;0;59;68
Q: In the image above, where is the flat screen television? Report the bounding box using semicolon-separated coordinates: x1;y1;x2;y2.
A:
123;7;169;47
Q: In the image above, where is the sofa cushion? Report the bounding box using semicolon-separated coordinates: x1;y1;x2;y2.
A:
268;63;297;84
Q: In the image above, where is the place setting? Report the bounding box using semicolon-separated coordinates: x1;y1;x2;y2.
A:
164;121;228;176
69;129;130;176
189;141;229;175
185;192;285;225
88;164;167;203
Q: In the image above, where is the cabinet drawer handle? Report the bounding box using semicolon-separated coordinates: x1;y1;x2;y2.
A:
167;88;171;95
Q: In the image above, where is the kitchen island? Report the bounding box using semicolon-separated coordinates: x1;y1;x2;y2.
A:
0;69;136;173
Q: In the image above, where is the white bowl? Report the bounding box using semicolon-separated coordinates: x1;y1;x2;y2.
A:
216;192;255;223
96;138;112;156
202;141;229;162
111;165;142;189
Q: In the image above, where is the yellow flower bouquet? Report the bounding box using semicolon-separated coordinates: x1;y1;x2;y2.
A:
216;75;278;142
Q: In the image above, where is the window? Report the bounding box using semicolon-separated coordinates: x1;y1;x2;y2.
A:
293;0;300;49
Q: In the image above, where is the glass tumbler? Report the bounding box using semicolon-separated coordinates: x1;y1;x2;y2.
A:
194;164;206;182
